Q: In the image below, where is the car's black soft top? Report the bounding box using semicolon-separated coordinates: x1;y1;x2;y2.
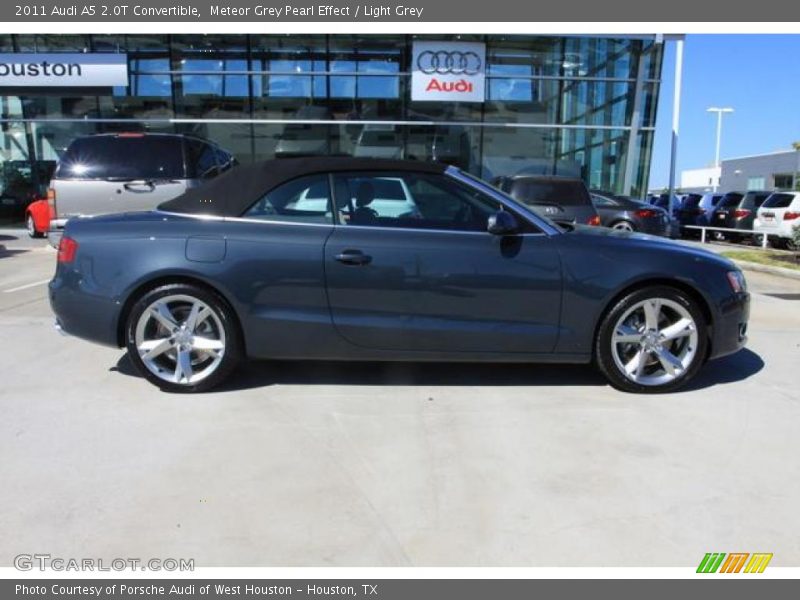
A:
158;157;449;217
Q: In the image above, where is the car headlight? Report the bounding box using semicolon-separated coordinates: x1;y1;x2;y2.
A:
726;270;747;293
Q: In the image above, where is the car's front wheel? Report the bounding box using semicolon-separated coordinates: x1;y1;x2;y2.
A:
125;283;242;393
595;286;709;393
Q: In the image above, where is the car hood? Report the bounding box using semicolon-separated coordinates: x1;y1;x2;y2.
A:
565;224;738;269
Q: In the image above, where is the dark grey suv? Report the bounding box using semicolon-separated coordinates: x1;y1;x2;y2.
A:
491;175;600;227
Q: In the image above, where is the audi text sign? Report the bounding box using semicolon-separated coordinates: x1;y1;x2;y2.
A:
0;53;128;87
411;41;486;103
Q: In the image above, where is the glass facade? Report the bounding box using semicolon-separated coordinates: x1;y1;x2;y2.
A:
0;34;663;211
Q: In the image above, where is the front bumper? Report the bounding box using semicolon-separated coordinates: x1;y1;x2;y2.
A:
709;291;750;360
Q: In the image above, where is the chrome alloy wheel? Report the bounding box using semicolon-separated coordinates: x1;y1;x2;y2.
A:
134;294;226;385
612;221;634;231
610;297;699;386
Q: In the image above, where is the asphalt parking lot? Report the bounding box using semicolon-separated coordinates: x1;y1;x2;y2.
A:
1;226;799;567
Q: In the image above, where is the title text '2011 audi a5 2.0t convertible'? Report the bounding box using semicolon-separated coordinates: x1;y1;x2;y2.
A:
49;158;750;394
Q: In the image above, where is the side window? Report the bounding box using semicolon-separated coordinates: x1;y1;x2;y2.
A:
243;175;333;225
591;194;616;208
185;140;219;180
333;172;532;232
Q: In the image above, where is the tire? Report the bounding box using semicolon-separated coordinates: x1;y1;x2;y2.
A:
612;220;636;232
595;286;709;394
125;283;243;393
26;214;44;238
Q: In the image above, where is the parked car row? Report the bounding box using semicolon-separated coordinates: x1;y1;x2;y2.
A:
656;190;800;250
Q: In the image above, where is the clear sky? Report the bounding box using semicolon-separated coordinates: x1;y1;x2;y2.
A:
648;34;800;190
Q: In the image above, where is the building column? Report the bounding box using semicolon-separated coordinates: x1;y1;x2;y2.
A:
667;38;684;212
622;41;648;196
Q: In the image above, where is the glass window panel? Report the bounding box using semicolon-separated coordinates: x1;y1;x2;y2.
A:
13;35;92;52
244;174;333;224
333;171;501;232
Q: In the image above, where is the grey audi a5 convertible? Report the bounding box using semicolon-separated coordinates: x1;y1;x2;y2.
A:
50;157;750;394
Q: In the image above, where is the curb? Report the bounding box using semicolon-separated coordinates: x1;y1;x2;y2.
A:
729;259;800;281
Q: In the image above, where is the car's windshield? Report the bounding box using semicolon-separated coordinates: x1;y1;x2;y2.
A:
682;194;702;208
682;196;702;209
762;193;795;209
719;193;744;208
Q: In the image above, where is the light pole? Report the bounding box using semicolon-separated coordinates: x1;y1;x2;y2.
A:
793;141;800;191
707;107;734;192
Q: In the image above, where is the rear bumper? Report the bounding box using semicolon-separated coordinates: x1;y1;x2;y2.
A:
709;291;750;360
49;274;121;348
48;218;68;247
638;219;670;237
755;223;793;239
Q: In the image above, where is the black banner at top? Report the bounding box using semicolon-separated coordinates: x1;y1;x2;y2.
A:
3;0;800;22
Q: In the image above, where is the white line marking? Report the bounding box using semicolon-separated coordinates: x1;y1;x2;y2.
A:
3;279;50;293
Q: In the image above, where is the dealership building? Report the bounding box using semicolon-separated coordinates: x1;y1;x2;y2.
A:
680;149;800;194
0;34;666;208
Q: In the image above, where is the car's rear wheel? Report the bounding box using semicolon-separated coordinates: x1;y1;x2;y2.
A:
125;283;242;393
612;220;635;232
595;286;709;393
26;214;44;238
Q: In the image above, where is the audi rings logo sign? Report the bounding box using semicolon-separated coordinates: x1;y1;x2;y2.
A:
411;41;486;103
417;51;482;76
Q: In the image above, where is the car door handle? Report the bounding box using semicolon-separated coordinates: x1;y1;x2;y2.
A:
123;181;156;192
335;250;372;266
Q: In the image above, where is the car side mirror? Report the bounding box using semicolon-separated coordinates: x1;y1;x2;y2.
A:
487;210;519;235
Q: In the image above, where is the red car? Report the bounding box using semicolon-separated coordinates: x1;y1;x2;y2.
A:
25;196;54;238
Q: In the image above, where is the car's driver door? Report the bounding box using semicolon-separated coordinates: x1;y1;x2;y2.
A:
323;171;563;354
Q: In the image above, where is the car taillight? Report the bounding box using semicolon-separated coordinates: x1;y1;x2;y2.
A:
783;211;800;221
47;187;56;211
734;209;751;218
57;236;78;263
634;209;658;218
587;215;601;226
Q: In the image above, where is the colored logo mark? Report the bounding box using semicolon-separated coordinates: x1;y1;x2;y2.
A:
697;552;773;573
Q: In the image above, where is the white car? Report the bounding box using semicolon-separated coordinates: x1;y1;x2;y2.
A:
353;125;404;159
754;191;800;250
289;176;420;220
